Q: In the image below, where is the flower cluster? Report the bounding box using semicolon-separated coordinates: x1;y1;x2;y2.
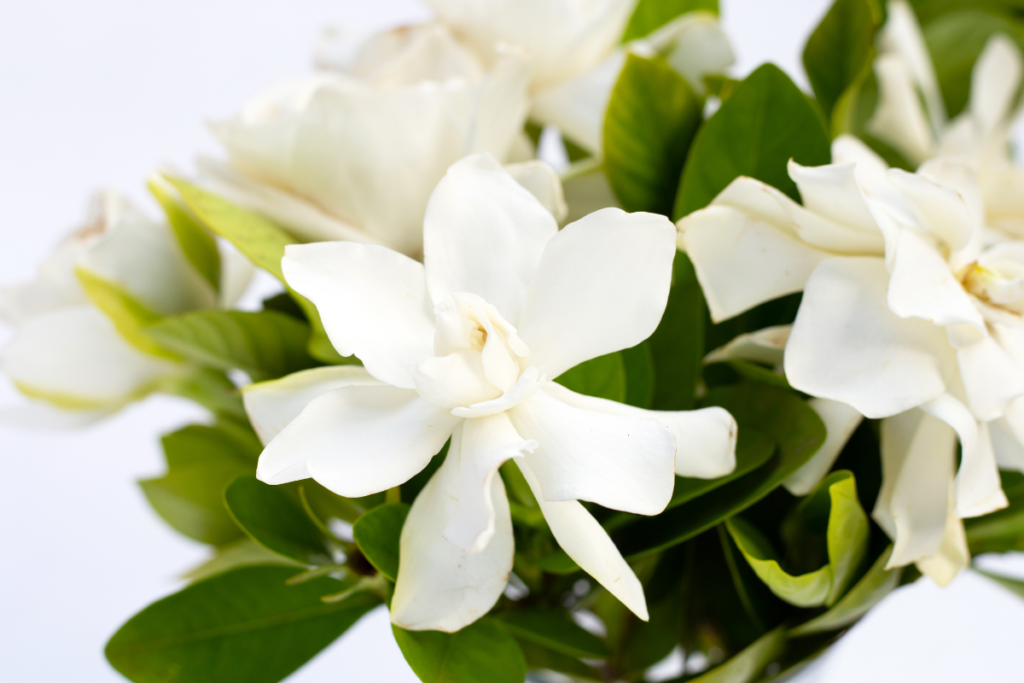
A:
5;1;1024;682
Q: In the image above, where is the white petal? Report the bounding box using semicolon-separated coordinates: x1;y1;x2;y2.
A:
242;365;379;445
508;388;675;515
79;191;216;315
450;365;546;418
651;13;735;93
886;227;984;329
544;382;737;479
256;384;458;496
217;240;255;308
704;325;791;367
443;412;537;552
878;0;946;130
470;54;531;161
348;23;483;87
281;242;435;388
920;393;1007;518
956;332;1024;421
914;506;969;586
504;160;568;224
866;53;936;165
423;154;558;324
785;257;956;418
992;398;1024;472
518;208;675;379
788;161;882;240
969;34;1024;136
391;433;514;632
876;409;956;567
0;400;112;430
679;200;829;323
783;399;864;496
0;306;178;407
414;350;502;410
517;459;648;621
886;169;976;254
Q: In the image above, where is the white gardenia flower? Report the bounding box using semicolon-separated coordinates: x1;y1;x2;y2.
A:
678;135;1024;585
424;0;734;154
0;191;250;427
201;22;531;256
244;154;737;631
868;1;1024;239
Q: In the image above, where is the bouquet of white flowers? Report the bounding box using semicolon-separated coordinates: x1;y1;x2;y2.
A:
5;0;1024;681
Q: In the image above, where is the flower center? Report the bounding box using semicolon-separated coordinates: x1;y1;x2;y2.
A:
961;258;1024;314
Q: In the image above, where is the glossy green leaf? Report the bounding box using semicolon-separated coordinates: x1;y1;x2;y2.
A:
224;476;331;565
76;268;178;359
604;54;702;215
728;471;868;607
675;63;831;218
554;352;626;402
925;9;1024;119
622;0;718;42
140;422;260;546
691;627;786;683
977;569;1024;601
183;538;304;584
515;639;600;681
614;383;826;558
149;178;221;292
803;0;882;121
621;342;655;408
106;565;377;683
966;471;1024;553
647;253;705;411
496;609;610;659
394;619;527;683
144;310;317;382
162;367;247;421
353;504;410;581
790;546;900;636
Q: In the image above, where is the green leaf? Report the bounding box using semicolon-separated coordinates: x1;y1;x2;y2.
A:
162;367;247;421
690;627;786;683
675;63;832;218
76;268;179;360
106;565;377;683
393;619;527;683
977;569;1024;601
621;342;655;408
144;310;317;382
353;504;410;581
140;422;260;546
925;9;1024;119
515;639;601;681
967;471;1024;553
149;178;221;292
790;545;901;636
183;538;304;584
802;0;882;122
224;476;331;565
554;352;626;402
647;253;705;410
726;517;831;608
603;54;702;215
614;383;826;558
622;0;718;42
495;609;610;659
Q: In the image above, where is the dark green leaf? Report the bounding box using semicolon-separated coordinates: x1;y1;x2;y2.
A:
393;619;527;683
647;253;705;410
925;9;1024;118
977;569;1024;600
803;0;882;121
515;639;601;681
554;352;626;402
149;178;221;292
604;54;702;215
966;470;1024;553
621;342;655;408
622;0;718;42
224;476;331;565
690;627;786;683
675;63;832;218
614;383;826;558
145;310;317;382
140;422;260;546
106;565;377;683
353;504;410;581
496;609;610;659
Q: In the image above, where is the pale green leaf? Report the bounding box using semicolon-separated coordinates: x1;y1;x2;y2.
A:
691;627;786;683
149;178;221;292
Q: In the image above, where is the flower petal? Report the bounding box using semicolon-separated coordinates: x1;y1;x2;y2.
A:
914;506;969;586
0;400;113;430
391;429;514;632
423;154;558;325
0;306;178;407
992;398;1024;472
281;242;435;388
956;332;1024;421
704;325;790;367
969;34;1023;136
920;393;1007;518
783;398;864;496
653;13;735;94
414;349;502;411
516;460;648;621
785;257;956;418
518;208;675;378
242;365;379;445
886;169;976;254
788;161;884;244
508;387;675;515
443;412;537;552
876;408;956;568
544;382;736;479
866;53;936;165
256;384;458;496
504;160;568;224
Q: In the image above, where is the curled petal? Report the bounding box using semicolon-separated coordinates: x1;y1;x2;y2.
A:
784;399;864;496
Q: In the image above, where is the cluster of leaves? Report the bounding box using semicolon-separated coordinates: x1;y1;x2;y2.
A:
103;1;1024;682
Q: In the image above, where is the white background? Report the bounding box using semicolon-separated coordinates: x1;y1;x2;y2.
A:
2;1;1024;681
